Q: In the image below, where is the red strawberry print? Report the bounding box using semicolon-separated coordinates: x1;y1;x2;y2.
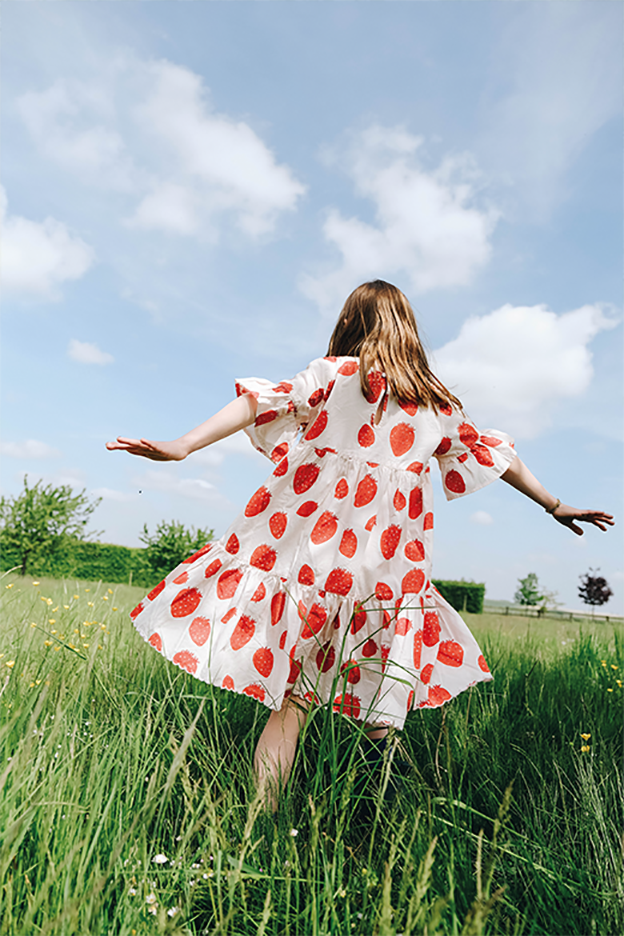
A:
305;410;328;440
413;629;423;668
333;692;361;718
325;568;353;596
235;383;257;399
311;511;338;545
279;630;287;649
315;446;336;458
478;654;490;672
324;380;335;400
298;600;307;620
420;663;434;684
183;543;212;564
480;435;502;447
390;423;415;457
423;512;434;530
458;453;469;463
297;501;318;517
294;463;320;494
364;371;385;404
269;512;287;539
365;515;377;531
270;442;289;463
225;534;240;554
366;461;379;468
287;648;302;684
354;475;377;507
250;545;277;571
173;650;198;674
173;571;188;585
148;633;162;651
439;402;453;416
375;582;394;601
300;603;327;639
381;646;390;672
205;559;222;578
437;641;464;667
399;400;418;416
271;592;286;626
253;647;274;678
316;641;336;673
339;528;358;558
298;564;315;586
340;660;361;684
471;444;495;467
222;675;235;690
362;638;378;657
458;423;479;446
382;610;392;629
435;437;452;456
395;617;412;636
255;410;278;426
404;539;425;562
332;612;341;629
189;616;211;646
338;361;359;376
308;387;325;408
423;611;441;646
358;424;375;447
402;569;425;594
428;685;452;706
171;588;202;618
408;487;423;519
406;462;424;474
380;524;401;560
244;684;266;701
221;608;237;625
445;470;466;494
230;615;255;650
217;569;243;600
393;490;406;511
272;381;293;393
147;580;166;601
245;486;271;517
407;690;414;710
274;458;289;477
350;605;367;634
251;583;266;602
334;478;349;499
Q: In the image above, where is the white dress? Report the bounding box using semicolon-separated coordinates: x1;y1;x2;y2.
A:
131;356;516;729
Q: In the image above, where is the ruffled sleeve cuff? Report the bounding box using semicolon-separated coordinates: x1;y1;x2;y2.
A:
235;376;304;464
437;428;517;500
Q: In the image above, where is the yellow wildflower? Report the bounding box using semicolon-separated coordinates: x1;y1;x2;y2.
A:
54;647;61;652
30;623;36;628
73;594;79;599
83;643;89;649
616;680;622;688
36;679;41;685
5;583;14;589
87;602;94;607
49;619;56;625
29;682;35;687
580;745;590;753
607;688;613;693
51;630;57;635
85;589;90;592
113;607;118;611
44;641;53;647
32;581;40;586
611;664;618;671
580;733;591;741
102;596;108;601
52;606;58;612
108;589;113;594
63;605;69;609
46;598;52;606
6;661;15;667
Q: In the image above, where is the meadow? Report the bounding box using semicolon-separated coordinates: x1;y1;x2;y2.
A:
0;572;622;936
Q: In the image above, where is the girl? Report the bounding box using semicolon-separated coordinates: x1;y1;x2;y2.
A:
107;280;614;809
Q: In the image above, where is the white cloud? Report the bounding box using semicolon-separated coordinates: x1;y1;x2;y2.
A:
134;468;217;501
301;125;499;315
433;302;619;438
0;187;94;299
126;182;198;236
68;339;114;365
471;511;494;526
91;487;137;502
0;440;61;459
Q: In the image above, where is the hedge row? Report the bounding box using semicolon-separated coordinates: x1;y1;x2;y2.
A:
432;579;485;614
1;541;157;589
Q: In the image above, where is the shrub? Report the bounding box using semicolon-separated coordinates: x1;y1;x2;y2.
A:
432;579;485;613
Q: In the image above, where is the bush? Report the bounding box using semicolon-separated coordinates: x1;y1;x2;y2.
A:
139;520;213;578
432;579;485;614
0;539;155;589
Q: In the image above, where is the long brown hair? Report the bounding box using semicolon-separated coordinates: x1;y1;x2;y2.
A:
327;280;462;409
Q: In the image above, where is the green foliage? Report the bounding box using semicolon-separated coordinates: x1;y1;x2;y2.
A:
432;579;485;614
0;476;101;576
1;575;622;935
514;572;544;606
139;519;214;579
0;540;155;589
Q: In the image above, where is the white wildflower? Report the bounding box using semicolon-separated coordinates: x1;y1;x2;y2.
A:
152;854;168;864
290;828;298;837
167;907;179;918
146;893;157;905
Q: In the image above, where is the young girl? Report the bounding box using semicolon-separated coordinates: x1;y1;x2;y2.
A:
107;280;613;808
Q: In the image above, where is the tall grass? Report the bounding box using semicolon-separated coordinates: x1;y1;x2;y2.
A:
0;572;622;935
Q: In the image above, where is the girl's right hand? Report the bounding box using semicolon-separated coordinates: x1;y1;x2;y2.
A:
105;437;188;461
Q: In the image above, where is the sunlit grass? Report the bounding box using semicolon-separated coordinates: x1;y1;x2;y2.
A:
1;572;622;935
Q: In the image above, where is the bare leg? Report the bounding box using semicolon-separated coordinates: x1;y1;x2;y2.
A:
254;695;308;811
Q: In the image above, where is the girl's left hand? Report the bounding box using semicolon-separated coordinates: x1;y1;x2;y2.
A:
105;437;188;461
552;504;615;536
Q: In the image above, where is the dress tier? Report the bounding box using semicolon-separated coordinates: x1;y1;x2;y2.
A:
130;356;516;729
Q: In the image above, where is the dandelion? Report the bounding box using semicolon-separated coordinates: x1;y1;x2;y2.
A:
580;733;591;741
580;745;590;753
290;828;298;837
152;854;168;864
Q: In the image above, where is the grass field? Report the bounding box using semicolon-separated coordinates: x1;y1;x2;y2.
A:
0;572;622;935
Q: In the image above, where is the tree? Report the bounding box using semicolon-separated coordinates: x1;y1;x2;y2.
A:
514;573;544;606
0;476;101;576
139;520;213;578
578;569;612;614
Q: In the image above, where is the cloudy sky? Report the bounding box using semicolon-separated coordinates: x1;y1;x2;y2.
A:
2;1;622;612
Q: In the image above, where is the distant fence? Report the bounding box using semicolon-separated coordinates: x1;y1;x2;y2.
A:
486;605;623;624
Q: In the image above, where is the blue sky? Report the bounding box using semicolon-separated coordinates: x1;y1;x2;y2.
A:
2;1;622;612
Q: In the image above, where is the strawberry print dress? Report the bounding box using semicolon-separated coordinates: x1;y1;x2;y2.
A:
131;356;517;729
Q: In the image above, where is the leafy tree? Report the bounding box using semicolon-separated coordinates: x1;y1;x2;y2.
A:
514;573;544;606
139;520;213;578
578;569;613;613
0;476;102;576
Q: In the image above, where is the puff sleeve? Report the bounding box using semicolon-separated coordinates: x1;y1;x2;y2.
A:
434;406;517;500
235;356;337;463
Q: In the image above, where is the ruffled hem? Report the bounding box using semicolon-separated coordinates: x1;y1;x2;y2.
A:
438;428;517;501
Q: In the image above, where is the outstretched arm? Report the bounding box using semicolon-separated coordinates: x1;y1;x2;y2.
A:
501;455;614;536
106;394;258;461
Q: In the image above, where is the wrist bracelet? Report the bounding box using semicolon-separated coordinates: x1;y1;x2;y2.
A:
545;498;561;515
